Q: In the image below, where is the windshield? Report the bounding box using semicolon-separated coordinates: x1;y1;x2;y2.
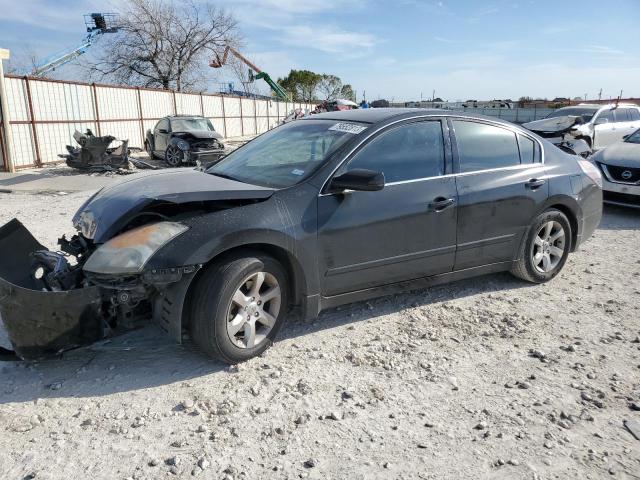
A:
207;120;366;188
546;108;598;121
171;118;214;132
625;128;640;144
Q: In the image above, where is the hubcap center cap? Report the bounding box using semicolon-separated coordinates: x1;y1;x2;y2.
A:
246;302;259;317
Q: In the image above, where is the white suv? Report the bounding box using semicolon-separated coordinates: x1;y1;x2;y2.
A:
544;103;640;150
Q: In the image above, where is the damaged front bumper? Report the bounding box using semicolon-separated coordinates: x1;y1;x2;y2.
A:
0;219;105;359
0;219;197;360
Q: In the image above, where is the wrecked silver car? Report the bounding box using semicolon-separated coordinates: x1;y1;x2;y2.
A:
60;129;131;171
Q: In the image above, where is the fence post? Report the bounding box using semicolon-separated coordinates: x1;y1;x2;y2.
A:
23;76;42;167
221;95;227;138
172;90;178;114
199;92;205;117
136;87;144;148
0;48;15;172
239;96;244;137
253;96;258;135
91;83;102;136
266;99;270;129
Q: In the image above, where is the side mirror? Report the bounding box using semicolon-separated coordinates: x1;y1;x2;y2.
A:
594;117;609;126
158;128;168;134
329;169;385;193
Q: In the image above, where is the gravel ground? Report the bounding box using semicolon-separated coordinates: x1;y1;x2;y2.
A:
0;190;639;480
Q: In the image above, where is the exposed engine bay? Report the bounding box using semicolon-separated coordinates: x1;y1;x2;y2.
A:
522;116;592;157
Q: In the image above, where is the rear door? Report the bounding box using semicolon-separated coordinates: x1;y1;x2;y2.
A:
450;119;549;270
318;119;457;296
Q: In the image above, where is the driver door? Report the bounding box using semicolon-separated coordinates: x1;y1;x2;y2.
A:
154;118;170;153
593;110;617;149
317;119;457;296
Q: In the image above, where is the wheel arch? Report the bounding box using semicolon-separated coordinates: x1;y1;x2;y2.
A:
181;242;307;329
542;201;579;252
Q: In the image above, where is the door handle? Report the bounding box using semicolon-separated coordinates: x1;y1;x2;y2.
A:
429;197;455;212
525;178;546;190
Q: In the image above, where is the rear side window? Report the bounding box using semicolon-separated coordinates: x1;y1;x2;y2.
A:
453;121;520;173
344;121;445;182
629;109;640;121
518;134;539;163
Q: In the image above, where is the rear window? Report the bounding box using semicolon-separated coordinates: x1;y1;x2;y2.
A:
453;121;521;173
518;134;539;163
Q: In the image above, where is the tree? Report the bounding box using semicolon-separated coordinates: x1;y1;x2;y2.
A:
317;74;342;101
339;84;355;102
518;96;533;107
87;0;240;91
277;70;322;102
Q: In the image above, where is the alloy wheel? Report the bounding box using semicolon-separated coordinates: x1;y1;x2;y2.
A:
225;271;281;349
531;220;566;273
165;146;183;166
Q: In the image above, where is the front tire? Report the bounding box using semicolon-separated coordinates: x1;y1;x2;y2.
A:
189;254;289;364
511;209;571;283
165;145;184;167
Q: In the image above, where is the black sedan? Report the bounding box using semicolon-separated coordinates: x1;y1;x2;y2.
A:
0;109;602;363
145;115;225;167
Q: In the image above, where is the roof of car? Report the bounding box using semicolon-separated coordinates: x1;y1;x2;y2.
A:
303;108;460;124
301;108;521;127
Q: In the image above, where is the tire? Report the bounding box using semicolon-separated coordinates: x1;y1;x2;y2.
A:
510;209;572;283
189;254;289;364
165;145;184;167
144;141;155;160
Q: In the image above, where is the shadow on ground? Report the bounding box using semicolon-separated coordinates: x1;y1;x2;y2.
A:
0;271;530;404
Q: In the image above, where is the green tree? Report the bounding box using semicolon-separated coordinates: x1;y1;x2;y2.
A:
277;70;322;102
339;84;355;102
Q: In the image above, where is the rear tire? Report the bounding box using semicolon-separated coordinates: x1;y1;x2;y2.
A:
189;254;289;364
511;209;571;283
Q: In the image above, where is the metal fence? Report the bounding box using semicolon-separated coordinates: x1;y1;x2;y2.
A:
0;75;316;171
444;106;554;123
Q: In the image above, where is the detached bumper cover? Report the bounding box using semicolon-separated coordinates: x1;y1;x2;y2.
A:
0;219;106;359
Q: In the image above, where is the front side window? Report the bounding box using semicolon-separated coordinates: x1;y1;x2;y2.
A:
453;121;520;173
342;121;445;183
156;119;169;131
629;109;640;121
208;120;362;188
596;109;614;123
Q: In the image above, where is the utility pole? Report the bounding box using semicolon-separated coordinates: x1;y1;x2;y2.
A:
598;88;602;101
432;89;435;102
0;48;15;173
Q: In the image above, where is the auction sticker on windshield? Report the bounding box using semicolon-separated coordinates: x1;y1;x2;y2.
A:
329;122;367;134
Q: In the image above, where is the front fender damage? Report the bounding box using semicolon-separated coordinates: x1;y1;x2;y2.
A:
0;219;196;360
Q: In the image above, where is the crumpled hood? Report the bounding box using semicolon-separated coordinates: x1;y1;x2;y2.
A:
173;130;223;141
73;169;274;243
523;116;584;134
592;142;640;167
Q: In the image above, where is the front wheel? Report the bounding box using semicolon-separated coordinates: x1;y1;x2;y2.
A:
511;209;572;283
189;254;289;364
165;145;184;167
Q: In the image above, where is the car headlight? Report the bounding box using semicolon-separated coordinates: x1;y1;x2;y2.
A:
176;140;190;151
83;222;188;275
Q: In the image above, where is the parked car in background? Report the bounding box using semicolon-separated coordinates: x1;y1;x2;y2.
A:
0;109;602;363
524;104;640;153
590;127;640;208
145;115;225;167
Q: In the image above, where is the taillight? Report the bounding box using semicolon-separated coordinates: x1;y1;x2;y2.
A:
578;159;602;188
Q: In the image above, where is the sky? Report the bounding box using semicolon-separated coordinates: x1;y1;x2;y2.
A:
0;0;639;102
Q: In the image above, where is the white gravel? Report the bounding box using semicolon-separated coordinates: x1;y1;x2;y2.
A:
0;190;639;480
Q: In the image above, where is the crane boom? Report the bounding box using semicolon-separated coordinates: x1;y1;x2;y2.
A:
210;46;290;101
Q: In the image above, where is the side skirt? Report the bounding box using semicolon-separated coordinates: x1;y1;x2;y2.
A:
318;261;515;311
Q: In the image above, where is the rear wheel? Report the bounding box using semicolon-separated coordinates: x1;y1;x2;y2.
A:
165;145;184;167
511;209;571;283
189;254;288;363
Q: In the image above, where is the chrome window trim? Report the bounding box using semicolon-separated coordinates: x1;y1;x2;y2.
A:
318;113;545;196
